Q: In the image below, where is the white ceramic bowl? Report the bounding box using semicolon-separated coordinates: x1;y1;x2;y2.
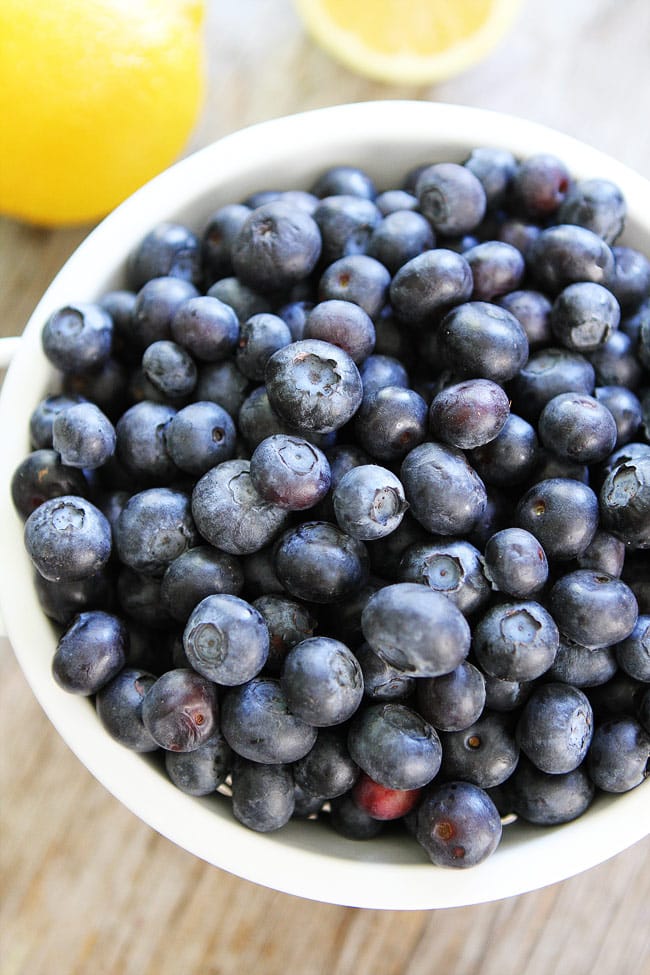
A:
1;101;649;911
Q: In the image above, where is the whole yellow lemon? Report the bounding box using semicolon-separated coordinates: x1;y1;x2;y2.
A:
0;0;205;226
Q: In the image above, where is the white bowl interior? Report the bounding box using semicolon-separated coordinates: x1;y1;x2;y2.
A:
1;101;649;910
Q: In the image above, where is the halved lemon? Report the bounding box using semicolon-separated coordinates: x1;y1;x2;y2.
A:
292;0;522;85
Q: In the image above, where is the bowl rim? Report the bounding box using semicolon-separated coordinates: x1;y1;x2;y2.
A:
1;100;649;911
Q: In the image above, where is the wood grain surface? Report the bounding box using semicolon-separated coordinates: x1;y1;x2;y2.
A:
2;2;650;973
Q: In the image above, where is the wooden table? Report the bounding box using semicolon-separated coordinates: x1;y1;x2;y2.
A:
1;2;649;972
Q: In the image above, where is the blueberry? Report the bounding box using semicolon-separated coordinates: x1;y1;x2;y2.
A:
556;178;626;244
401;441;487;536
439;301;529;383
506;757;595;825
483;528;549;598
548;638;618;688
587;330;643;391
265;339;362;434
29;393;87;450
483;674;533;713
127;222;201;291
318;254;390;320
375;189;418;215
281;636;363;726
100;289;137;347
332;464;407;541
42;303;113;374
201;203;251;282
52;610;128;695
599;456;650;548
509;347;596;422
588;671;647;721
354;642;416;701
95;667;158;752
235;313;292;381
304;299;376;363
498;289;553;349
115;401;177;483
65;349;127;413
576;529;626;577
415;781;502;868
248;434;330;512
497;217;541;257
516;478;599;562
311;165;376;200
359;354;409;399
207;276;271;321
279;189;320;214
11;449;88;519
361;582;471;678
416;162;486;236
34;568;114;625
170;295;240;362
24;495;112;582
165;729;232;796
464;147;517;209
252;594;317;673
472;600;559;681
163;400;237;477
312;194;381;263
220;676;317;763
160;546;244;623
238;386;294;449
538;392;617;464
231;758;295;832
587;717;650;792
415;661;486;732
231;201;322;293
429;378;510;450
528;224;615;295
132;277;199;352
277;298;314;341
516;682;593;773
328;793;383;840
115;488;196;577
510;153;571;218
367;209;435;274
141;668;218;752
183;593;269;686
549;569;638;649
595;385;643;447
610;246;650;312
389;249;473;327
354;386;428;462
398;539;490;617
351;773;423;822
51;402;116;470
347;702;442;790
464;241;525;301
191;459;290;556
274;521;369;604
469;413;539;487
241;546;285;600
529;449;589;486
141;339;197;399
441;711;520;788
550;281;620;353
615;615;650;681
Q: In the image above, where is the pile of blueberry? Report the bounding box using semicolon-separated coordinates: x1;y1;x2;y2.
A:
11;150;650;870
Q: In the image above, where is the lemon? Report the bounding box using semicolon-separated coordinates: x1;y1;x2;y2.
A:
292;0;521;85
0;0;205;226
